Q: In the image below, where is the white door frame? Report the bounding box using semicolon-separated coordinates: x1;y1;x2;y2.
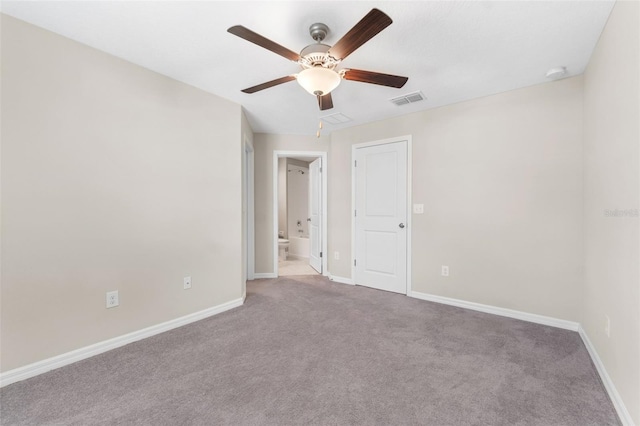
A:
308;158;322;273
351;136;412;295
244;137;255;285
273;151;328;277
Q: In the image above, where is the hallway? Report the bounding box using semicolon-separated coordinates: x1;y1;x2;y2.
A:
278;258;318;276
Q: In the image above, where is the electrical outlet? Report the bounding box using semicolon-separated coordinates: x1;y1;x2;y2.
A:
106;291;119;308
604;315;610;337
183;276;192;290
413;204;424;214
334;251;340;260
441;265;449;277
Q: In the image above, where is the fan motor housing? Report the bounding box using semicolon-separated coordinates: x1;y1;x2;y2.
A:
309;23;329;42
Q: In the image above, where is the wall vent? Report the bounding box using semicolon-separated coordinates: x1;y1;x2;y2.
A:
321;112;352;125
390;91;426;106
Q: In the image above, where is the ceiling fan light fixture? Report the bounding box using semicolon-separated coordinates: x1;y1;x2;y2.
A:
297;67;341;96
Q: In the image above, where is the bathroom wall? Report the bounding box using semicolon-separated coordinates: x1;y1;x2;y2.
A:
277;158;312;240
278;158;287;239
287;160;310;239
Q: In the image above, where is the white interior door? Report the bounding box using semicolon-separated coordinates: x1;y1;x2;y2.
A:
308;158;322;273
354;141;407;293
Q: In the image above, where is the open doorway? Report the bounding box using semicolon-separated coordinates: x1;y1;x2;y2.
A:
273;151;327;277
242;137;255;296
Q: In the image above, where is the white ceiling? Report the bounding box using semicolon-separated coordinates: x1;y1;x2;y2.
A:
1;1;615;136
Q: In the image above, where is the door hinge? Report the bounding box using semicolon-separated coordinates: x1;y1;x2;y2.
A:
354;160;357;167
354;210;357;217
354;259;357;266
320;252;323;258
319;167;322;173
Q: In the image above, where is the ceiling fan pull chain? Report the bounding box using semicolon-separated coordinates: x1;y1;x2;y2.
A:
316;98;322;138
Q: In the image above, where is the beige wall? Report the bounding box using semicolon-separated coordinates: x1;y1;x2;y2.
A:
2;4;637;419
1;15;244;371
330;77;585;321
253;133;330;274
254;78;585;323
583;1;639;423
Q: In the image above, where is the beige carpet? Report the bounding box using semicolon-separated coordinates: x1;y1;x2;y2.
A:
1;275;620;425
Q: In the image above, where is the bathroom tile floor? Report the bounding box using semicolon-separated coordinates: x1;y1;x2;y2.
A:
278;258;319;276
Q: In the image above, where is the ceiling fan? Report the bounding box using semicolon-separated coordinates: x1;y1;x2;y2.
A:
227;8;408;111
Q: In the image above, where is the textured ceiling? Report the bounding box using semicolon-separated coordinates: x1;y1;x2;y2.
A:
1;1;615;135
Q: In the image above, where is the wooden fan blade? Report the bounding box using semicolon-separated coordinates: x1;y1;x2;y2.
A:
318;93;334;111
328;9;392;61
228;25;300;62
241;76;296;94
343;69;408;88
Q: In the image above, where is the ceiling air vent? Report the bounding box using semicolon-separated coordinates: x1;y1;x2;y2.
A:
390;91;426;106
321;112;352;125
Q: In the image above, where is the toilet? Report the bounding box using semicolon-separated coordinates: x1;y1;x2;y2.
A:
278;238;290;261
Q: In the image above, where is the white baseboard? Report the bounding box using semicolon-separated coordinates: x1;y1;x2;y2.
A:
328;275;354;285
578;326;635;426
3;287;632;426
409;290;633;425
0;297;244;388
408;291;579;331
253;273;277;279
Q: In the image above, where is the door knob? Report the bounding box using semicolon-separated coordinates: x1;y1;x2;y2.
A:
399;223;405;228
